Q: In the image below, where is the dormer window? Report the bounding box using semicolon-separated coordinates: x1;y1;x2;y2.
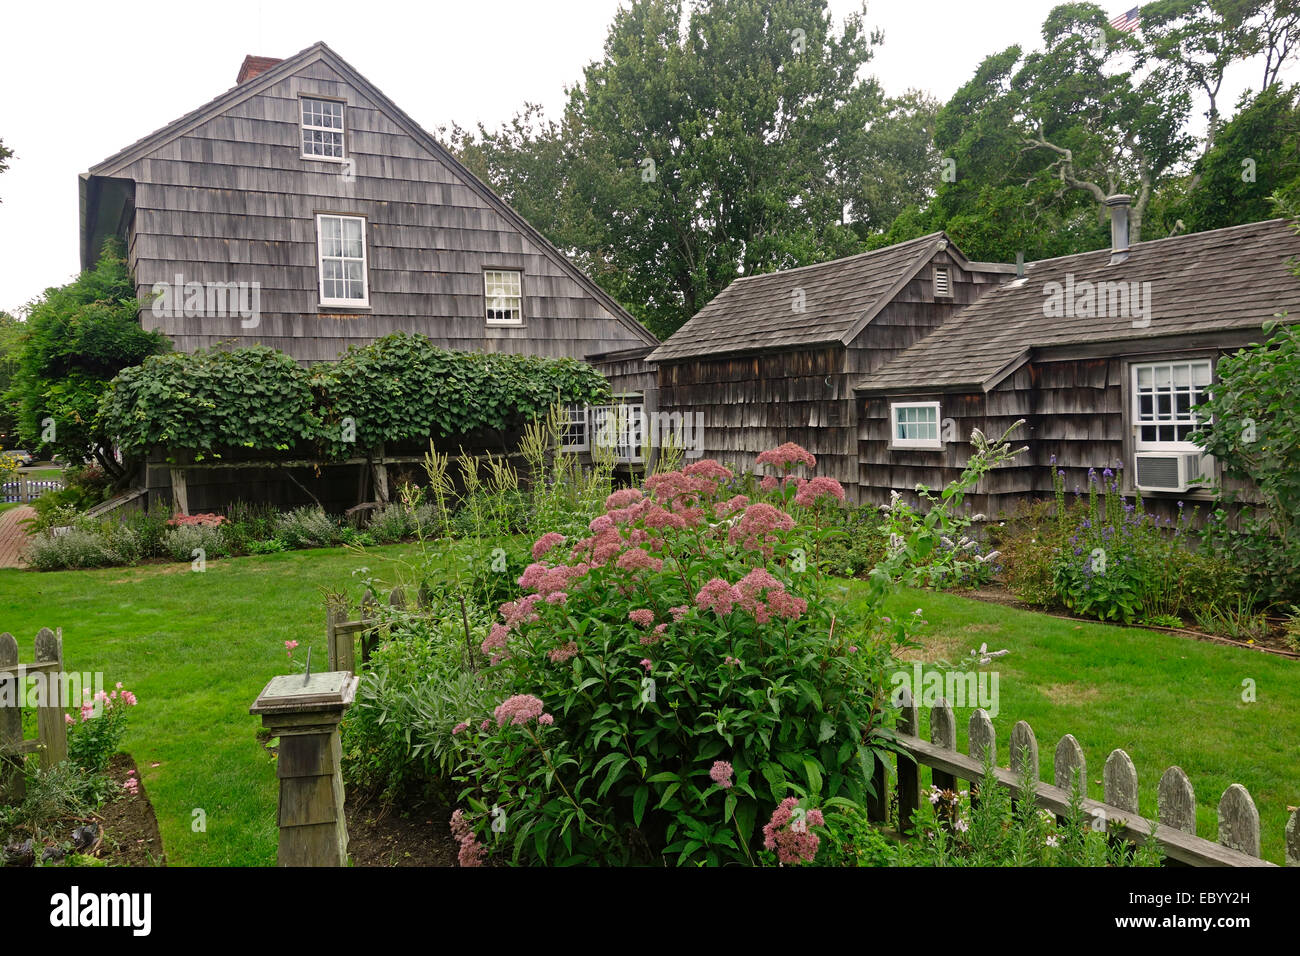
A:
933;266;952;297
301;97;345;159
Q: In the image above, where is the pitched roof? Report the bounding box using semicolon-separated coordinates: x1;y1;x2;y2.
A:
856;218;1300;393
81;41;657;349
646;233;979;363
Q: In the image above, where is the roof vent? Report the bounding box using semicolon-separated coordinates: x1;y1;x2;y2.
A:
1106;194;1132;265
237;55;283;85
934;266;952;297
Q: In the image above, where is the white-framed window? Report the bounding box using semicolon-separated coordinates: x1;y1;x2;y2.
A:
301;97;345;159
933;265;952;297
1132;359;1212;449
315;214;368;307
484;270;523;325
890;401;942;449
591;398;645;463
560;403;588;452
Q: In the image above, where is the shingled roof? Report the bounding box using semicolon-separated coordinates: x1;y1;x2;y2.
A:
856;218;1300;393
646;233;976;363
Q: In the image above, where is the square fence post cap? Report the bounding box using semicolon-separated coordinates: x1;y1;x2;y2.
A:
250;671;357;715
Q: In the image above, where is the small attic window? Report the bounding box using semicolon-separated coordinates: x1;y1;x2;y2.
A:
302;97;345;160
933;266;952;297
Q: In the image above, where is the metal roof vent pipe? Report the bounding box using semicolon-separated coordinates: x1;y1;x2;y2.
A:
1106;193;1132;265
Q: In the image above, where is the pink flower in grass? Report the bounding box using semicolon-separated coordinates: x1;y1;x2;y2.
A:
531;532;566;560
629;608;656;628
450;809;487;868
709;760;734;789
480;719;491;732
669;605;689;622
493;694;549;727
120;690;138;707
640;658;652;672
763;798;825;865
538;713;554;726
64;713;75;726
452;721;469;735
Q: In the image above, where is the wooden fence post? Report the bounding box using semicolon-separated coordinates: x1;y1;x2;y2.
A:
1053;734;1086;826
0;632;22;803
931;698;956;793
1157;766;1196;835
169;467;189;516
388;587;406;611
968;709;995;807
1287;809;1299;867
1217;784;1260;858
1008;720;1038;812
895;686;920;833
34;628;66;768
1103;749;1139;815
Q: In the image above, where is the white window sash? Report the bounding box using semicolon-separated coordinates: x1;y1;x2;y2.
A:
315;214;369;307
484;270;524;325
559;404;589;452
890;401;943;449
301;97;346;161
1131;360;1211;452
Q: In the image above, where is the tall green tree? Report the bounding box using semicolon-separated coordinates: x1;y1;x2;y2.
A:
6;241;168;479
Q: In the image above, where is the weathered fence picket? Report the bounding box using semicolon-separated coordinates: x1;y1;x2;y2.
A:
0;628;68;803
325;587;428;671
890;703;1286;867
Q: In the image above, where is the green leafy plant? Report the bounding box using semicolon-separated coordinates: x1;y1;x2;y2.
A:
67;686;139;773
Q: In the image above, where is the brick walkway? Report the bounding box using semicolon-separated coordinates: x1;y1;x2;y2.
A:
0;506;35;568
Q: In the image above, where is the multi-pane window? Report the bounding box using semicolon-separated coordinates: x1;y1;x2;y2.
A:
316;214;368;306
484;270;523;325
301;97;345;159
891;402;942;449
1133;360;1212;447
560;404;588;451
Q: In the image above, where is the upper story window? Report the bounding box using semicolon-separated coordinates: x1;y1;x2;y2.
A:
316;214;368;307
890;401;942;450
301;97;345;159
1132;359;1211;449
484;269;523;325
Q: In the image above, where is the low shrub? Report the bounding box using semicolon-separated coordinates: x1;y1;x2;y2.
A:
25;526;125;570
275;507;341;549
67;685;140;773
161;523;228;562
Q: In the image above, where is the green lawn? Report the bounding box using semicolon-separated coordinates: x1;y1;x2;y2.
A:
0;550;1295;864
853;587;1299;864
0;544;421;866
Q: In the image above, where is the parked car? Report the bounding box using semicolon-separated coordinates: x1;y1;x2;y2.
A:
2;449;35;468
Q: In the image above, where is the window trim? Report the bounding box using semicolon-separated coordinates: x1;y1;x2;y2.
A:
1130;358;1212;452
559;403;589;453
483;268;525;326
889;401;944;450
299;95;347;163
315;213;370;308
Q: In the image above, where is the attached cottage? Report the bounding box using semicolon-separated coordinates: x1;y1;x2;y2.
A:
646;234;1014;499
855;203;1300;517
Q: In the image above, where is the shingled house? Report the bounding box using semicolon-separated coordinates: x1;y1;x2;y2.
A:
855;204;1300;517
79;42;656;364
77;42;657;511
647;234;1014;500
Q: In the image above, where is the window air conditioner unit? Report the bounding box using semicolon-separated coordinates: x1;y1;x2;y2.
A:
1133;452;1210;493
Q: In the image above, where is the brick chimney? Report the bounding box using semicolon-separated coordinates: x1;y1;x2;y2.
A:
237;55;283;85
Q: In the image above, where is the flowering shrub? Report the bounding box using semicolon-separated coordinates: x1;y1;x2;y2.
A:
67;684;139;773
445;449;901;865
165;512;226;527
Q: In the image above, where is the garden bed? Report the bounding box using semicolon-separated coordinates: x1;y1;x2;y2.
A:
344;792;457;867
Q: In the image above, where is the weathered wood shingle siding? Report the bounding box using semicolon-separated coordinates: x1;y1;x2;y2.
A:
95;48;653;363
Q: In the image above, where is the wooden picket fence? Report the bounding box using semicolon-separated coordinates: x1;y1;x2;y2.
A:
0;628;68;803
873;689;1298;867
325;586;426;672
1;477;63;504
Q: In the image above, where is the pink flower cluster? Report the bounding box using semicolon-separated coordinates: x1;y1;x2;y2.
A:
482;593;544;663
709;760;734;789
122;770;140;796
728;503;795;553
548;640;579;663
628;608;655;628
450;809;487;867
756;442;816;472
762;798;825;865
493;694;552;728
694;569;807;623
530;532;566;560
713;494;749;518
617;548;663;573
166;512;226;527
793;476;846;507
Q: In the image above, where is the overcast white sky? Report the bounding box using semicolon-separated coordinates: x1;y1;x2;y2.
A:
0;0;1288;315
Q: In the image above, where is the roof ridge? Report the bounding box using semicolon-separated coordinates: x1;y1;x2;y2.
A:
1019;217;1295;271
728;232;945;283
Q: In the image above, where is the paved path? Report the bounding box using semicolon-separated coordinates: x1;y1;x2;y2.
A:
0;506;35;568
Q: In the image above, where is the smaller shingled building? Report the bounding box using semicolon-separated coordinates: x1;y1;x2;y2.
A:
647;234;1014;500
855;210;1300;516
